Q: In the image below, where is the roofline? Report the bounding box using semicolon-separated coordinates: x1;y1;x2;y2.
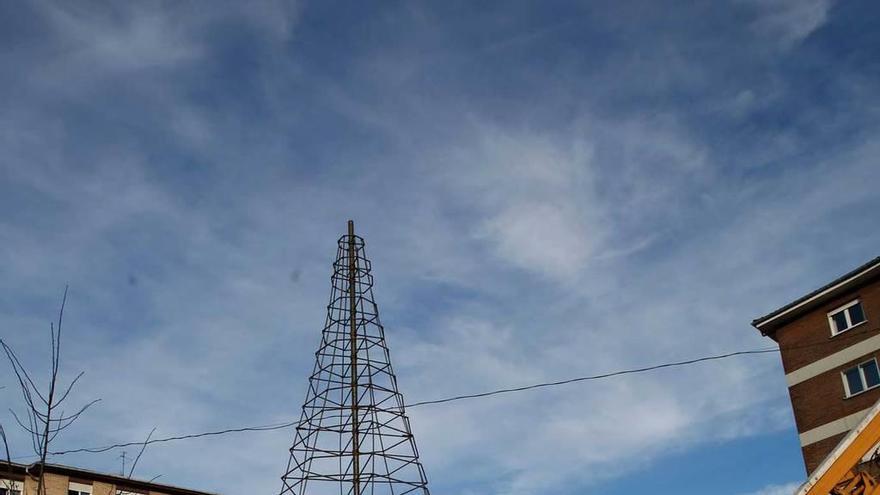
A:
1;461;218;495
752;256;880;334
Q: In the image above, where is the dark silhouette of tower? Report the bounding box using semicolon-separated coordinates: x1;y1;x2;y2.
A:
280;221;431;495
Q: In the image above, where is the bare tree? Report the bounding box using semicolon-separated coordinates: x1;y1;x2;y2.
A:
0;387;11;494
0;385;8;491
0;424;10;467
0;287;99;495
1;424;18;495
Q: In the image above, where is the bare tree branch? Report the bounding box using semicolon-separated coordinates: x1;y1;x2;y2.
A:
7;410;40;439
54;372;85;405
1;424;12;476
1;342;49;407
1;287;97;495
127;427;156;479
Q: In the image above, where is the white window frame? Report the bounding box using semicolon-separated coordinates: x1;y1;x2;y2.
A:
828;299;868;336
842;357;880;398
0;479;23;495
69;481;93;495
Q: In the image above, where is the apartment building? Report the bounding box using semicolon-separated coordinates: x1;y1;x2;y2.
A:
752;256;880;474
0;462;215;495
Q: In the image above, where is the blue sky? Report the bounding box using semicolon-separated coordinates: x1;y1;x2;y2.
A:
1;0;879;494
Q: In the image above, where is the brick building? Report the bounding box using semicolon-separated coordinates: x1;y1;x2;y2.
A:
0;462;215;495
752;256;880;474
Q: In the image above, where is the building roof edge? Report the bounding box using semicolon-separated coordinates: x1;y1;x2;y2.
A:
752;255;880;335
1;461;218;495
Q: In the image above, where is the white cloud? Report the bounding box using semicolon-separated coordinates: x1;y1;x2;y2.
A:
746;0;833;49
741;481;801;495
38;2;202;73
26;0;298;90
1;2;877;495
481;200;594;280
437;123;602;281
5;96;857;493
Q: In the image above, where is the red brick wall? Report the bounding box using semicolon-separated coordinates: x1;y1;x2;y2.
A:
788;353;880;432
775;280;880;373
773;277;880;473
803;432;848;473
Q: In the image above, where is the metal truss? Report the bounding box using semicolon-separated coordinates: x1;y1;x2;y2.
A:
280;221;430;495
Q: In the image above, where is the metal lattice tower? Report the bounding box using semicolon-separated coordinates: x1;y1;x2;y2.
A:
280;221;431;495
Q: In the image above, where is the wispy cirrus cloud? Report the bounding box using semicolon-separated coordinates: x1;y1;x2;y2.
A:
744;0;834;49
1;2;878;495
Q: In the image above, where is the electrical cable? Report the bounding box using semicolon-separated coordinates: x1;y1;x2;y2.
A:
50;421;298;455
47;346;780;456
405;348;778;407
37;326;880;457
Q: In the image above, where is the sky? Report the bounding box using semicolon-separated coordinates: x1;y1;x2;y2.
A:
1;0;879;494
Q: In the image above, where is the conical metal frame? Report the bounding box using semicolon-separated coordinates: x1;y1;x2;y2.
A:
280;221;431;495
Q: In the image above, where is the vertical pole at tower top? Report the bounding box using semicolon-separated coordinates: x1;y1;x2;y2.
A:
347;220;361;495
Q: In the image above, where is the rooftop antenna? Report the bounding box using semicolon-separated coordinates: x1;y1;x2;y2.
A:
280;221;430;495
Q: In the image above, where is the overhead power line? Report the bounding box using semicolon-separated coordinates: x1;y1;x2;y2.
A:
405;348;778;407
47;344;783;457
50;421;299;455
34;326;880;459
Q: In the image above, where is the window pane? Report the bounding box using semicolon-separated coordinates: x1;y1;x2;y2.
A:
832;311;849;333
863;361;880;388
849;303;866;325
846;367;865;395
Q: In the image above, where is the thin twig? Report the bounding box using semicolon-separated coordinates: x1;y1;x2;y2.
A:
1;424;14;492
128;427;156;478
1;287;96;495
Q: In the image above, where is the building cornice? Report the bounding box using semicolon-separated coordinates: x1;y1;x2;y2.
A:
1;461;217;495
752;256;880;336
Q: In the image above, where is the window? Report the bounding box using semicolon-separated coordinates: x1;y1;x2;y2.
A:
829;300;867;335
0;479;22;495
843;358;880;397
69;481;92;495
